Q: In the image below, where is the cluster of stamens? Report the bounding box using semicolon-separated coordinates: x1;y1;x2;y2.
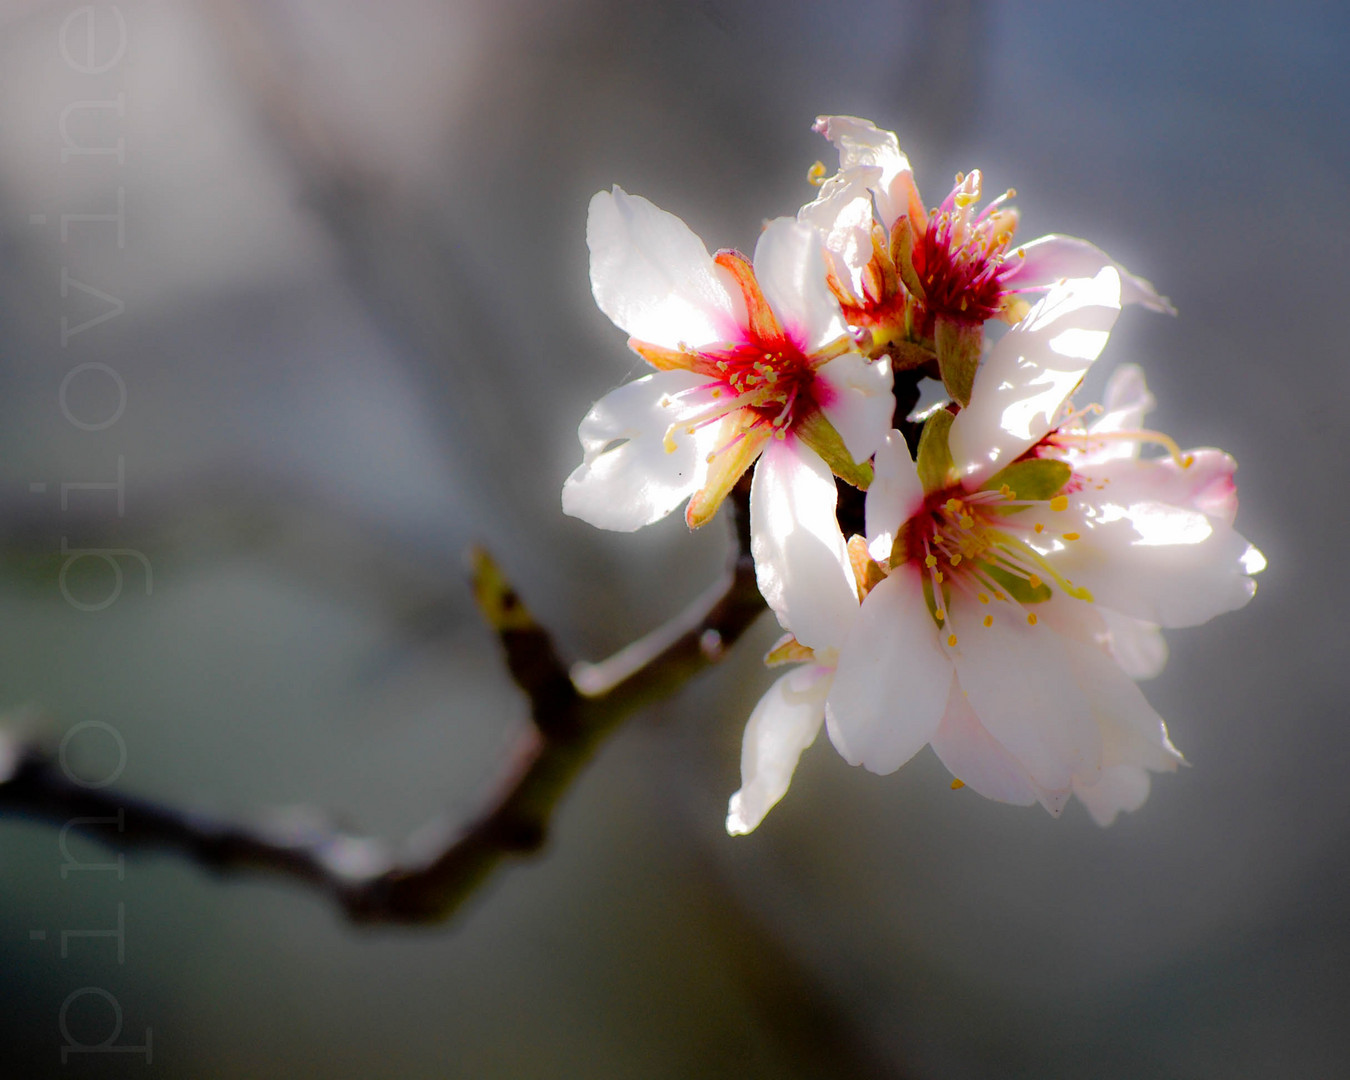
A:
661;343;819;457
903;484;1091;648
1046;416;1196;471
912;170;1021;323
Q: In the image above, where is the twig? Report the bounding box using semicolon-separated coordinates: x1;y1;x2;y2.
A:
0;492;765;925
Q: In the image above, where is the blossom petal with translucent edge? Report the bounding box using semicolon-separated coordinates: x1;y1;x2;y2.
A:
1004;234;1176;314
753;218;847;353
930;680;1041;807
827;570;950;774
1054;362;1155;467
1075;451;1239;526
726;664;831;836
750;439;857;651
815;352;894;465
948;267;1122;486
813;115;921;231
1052;497;1260;627
562;371;716;531
947;602;1100;794
685;414;772;528
1074;765;1152;827
587;187;744;350
1096;363;1156;436
1054;626;1184;774
1034;594;1171;685
1099;608;1170;680
798;169;881;297
865;430;925;562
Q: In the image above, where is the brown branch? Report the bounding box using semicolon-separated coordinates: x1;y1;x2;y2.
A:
0;492;765;925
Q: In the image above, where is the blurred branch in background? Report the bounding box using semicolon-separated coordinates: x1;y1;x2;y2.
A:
200;0;540;534
0;489;764;925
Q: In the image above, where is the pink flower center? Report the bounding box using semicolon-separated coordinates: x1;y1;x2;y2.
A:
696;341;820;435
897;483;1092;647
912;170;1019;324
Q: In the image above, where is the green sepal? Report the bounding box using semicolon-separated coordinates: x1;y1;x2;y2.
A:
916;408;956;494
935;315;983;409
983;563;1052;604
846;535;888;600
891;216;926;302
981;458;1072;507
887;519;913;570
764;633;815;667
686;415;772;528
886;338;938;372
795;408;874;490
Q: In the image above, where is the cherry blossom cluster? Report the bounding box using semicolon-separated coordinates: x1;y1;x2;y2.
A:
564;116;1264;834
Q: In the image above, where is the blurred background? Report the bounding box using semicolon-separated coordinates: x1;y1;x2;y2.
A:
0;0;1345;1076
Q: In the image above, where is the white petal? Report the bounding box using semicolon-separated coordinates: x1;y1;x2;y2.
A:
587;187;743;349
726;665;831;835
1099;608;1170;680
1056;362;1155;466
947;602;1100;793
750;439;857;651
930;680;1041;806
865;429;925;561
826;569;950;774
816;353;894;464
561;371;715;531
1056;628;1184;774
948;268;1123;486
1005;234;1175;314
1075;451;1239;525
1098;363;1156;429
1074;766;1152;826
1049;501;1259;627
813;115;917;230
752;218;847;353
798;167;880;298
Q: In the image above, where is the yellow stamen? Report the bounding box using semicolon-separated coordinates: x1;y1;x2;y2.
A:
983;614;993;628
925;554;938;568
947;634;958;647
945;497;961;513
978;593;990;604
1028;574;1042;589
1063;532;1080;541
1026;613;1038;626
806;160;827;187
1050;495;1069;512
950;778;965;790
951;554;963;565
1057;426;1194;469
1034;523;1045;533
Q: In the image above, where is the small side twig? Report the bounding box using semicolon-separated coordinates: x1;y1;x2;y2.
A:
0;493;765;925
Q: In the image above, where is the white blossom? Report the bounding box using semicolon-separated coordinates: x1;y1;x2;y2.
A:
563;187;893;533
728;269;1263;833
